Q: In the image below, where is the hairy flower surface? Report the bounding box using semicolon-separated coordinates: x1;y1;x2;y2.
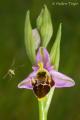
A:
18;47;75;98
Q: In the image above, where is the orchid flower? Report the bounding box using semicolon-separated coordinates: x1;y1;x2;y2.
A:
18;47;75;99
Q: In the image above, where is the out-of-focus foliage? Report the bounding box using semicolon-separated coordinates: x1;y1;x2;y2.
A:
0;0;80;120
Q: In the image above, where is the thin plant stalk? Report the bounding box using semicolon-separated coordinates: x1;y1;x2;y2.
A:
39;100;47;120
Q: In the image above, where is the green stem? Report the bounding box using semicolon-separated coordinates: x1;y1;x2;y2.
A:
46;87;55;112
38;87;55;120
39;100;47;120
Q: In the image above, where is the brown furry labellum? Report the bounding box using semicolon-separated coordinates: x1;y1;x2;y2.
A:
32;71;55;99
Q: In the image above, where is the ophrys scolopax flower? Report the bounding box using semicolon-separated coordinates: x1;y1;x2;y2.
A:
18;47;75;99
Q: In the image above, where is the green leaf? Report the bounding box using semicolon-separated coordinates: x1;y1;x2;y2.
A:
24;11;36;64
36;5;53;48
50;23;62;70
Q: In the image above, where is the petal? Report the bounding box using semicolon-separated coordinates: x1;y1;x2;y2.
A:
36;47;50;65
32;65;38;71
45;63;54;71
32;28;41;50
50;70;75;88
18;71;36;89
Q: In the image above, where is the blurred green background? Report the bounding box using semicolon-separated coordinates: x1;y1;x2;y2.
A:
0;0;80;120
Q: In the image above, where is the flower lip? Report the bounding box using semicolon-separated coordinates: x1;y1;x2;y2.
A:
33;83;50;98
31;68;55;98
37;71;46;77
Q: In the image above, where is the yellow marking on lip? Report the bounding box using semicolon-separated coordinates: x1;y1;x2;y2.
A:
37;62;49;76
38;62;43;70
